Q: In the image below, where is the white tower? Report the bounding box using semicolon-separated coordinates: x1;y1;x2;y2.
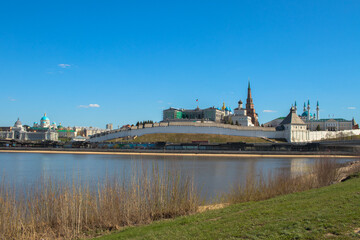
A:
307;100;311;121
316;101;320;120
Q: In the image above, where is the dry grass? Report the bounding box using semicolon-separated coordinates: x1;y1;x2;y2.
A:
225;158;357;204
1;158;359;240
0;165;200;240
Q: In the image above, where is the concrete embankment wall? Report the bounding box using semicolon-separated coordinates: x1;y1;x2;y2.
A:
89;125;283;142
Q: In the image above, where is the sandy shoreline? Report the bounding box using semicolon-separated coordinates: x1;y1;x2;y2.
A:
0;149;358;158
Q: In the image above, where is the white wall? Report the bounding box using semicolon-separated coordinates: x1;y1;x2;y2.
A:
308;129;360;141
89;125;283;142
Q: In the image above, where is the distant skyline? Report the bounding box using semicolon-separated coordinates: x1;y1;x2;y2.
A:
1;0;359;128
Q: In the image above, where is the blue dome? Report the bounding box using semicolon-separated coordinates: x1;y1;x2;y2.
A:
301;111;313;117
225;107;229;111
301;111;308;117
41;116;49;121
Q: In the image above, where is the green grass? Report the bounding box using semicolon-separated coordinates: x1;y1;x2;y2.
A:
93;174;360;240
108;133;272;143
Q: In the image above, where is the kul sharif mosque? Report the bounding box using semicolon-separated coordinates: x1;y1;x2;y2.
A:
265;100;357;131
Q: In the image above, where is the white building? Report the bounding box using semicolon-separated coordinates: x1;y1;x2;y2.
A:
0;117;58;141
265;101;356;131
231;100;254;126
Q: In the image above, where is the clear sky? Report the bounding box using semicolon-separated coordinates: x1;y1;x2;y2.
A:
1;0;359;128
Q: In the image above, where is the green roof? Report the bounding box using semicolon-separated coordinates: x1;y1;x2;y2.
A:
309;118;350;122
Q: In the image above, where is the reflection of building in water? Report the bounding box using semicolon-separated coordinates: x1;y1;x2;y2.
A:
290;159;311;178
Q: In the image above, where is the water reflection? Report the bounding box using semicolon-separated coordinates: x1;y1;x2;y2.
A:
0;153;354;199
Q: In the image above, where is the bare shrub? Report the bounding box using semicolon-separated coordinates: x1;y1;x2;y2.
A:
225;158;352;204
311;158;342;187
0;164;200;240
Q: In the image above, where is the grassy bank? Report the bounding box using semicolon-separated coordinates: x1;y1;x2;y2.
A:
1;159;359;240
95;172;360;240
107;133;273;143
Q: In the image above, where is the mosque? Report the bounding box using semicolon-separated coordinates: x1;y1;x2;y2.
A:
265;101;357;131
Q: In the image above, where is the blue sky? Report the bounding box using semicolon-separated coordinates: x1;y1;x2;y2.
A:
1;0;359;128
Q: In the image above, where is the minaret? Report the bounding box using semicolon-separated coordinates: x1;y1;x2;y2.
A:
307;100;311;121
294;101;297;113
316;101;320;120
303;102;306;112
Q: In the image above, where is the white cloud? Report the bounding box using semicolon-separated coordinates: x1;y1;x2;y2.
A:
58;64;71;68
263;110;277;113
79;104;100;108
348;107;356;110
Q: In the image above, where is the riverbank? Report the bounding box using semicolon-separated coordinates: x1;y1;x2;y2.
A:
94;172;360;240
0;148;359;158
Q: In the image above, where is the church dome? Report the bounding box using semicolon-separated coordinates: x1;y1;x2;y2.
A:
14;118;22;127
41;113;50;121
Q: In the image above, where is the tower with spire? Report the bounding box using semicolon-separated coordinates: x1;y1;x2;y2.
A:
307;100;311;121
245;81;259;126
316;101;320;120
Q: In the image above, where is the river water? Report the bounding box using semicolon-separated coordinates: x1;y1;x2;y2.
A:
0;153;353;199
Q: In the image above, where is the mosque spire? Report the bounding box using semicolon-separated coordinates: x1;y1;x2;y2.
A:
316;101;320;120
307;100;311;121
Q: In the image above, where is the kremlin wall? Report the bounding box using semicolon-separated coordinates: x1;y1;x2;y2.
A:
89;82;360;143
88;118;360;143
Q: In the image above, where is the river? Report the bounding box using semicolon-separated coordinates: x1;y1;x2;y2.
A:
0;152;354;199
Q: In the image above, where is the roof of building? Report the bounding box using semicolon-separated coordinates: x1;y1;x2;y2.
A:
41;114;50;121
14;118;22;126
301;111;313;117
308;118;350;122
280;108;306;125
29;127;49;131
